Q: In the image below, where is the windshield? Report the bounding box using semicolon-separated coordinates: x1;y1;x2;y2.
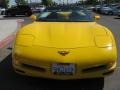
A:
36;10;94;22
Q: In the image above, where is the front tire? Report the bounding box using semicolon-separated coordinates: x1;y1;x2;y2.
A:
6;12;11;16
6;12;15;17
1;11;5;15
108;11;113;15
24;12;31;16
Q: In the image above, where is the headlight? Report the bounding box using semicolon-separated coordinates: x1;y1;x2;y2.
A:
95;36;113;47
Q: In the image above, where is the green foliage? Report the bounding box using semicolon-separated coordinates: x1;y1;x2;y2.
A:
41;0;53;6
86;0;97;5
84;0;120;5
0;0;9;8
5;0;9;8
15;0;27;5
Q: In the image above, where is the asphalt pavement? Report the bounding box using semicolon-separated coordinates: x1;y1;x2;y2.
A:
98;15;120;90
0;15;120;90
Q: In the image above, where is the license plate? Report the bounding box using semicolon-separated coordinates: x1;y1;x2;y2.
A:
52;63;75;75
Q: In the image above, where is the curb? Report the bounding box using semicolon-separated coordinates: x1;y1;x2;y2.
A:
0;33;15;48
0;19;24;49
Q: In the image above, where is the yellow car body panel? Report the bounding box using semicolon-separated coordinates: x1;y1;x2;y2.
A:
12;21;117;80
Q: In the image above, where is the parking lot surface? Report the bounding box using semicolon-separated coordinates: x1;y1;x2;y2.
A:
0;15;120;90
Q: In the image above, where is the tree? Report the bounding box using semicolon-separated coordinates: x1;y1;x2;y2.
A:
104;0;112;4
15;0;27;5
41;0;53;6
6;0;9;8
0;0;9;8
86;0;97;5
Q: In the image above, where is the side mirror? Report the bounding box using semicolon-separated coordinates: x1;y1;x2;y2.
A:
30;15;36;21
95;16;100;21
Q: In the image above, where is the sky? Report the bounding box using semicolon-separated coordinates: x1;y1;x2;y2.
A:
9;0;80;6
10;0;16;6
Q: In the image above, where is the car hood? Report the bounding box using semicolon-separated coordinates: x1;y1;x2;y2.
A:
17;22;110;48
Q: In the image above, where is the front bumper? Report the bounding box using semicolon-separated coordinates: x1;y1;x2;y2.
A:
13;61;116;80
12;46;117;80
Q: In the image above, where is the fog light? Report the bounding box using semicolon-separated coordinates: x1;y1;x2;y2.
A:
13;56;21;66
107;62;115;68
13;60;21;66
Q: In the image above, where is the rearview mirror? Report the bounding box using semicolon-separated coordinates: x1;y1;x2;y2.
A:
95;16;100;21
30;15;36;21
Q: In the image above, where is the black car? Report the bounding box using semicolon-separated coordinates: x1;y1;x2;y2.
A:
5;5;32;16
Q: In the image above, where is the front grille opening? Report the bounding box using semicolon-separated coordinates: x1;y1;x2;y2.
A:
82;65;107;73
15;69;25;73
22;64;46;72
103;70;114;75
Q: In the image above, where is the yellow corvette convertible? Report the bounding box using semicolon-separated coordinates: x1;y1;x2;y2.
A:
12;7;117;80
